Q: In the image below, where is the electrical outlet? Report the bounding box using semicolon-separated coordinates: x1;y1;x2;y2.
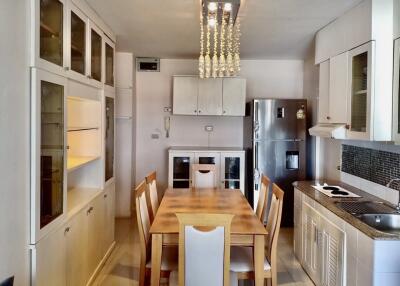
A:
205;125;213;132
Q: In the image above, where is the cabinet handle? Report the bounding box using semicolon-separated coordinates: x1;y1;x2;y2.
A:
87;206;93;215
198;110;201;113
104;194;108;198
345;124;350;130
64;227;70;234
223;110;226;114
326;116;331;120
194;110;197;113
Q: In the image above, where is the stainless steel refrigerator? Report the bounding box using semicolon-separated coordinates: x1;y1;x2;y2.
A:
243;99;307;227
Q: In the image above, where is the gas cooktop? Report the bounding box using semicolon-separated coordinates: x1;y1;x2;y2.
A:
312;183;361;198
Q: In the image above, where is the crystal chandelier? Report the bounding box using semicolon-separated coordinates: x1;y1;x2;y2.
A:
199;1;241;79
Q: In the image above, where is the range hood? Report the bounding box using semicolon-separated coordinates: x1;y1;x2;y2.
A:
308;124;347;139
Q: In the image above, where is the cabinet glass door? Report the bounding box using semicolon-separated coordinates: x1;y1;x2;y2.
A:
349;43;371;134
105;42;114;86
40;0;64;66
105;97;114;182
70;10;86;74
40;81;64;228
91;29;102;81
393;39;400;142
223;156;241;189
173;157;191;188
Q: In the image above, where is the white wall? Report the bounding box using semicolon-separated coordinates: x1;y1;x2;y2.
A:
135;59;304;194
0;0;30;285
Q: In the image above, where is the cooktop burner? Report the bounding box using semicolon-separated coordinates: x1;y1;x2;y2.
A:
312;183;361;198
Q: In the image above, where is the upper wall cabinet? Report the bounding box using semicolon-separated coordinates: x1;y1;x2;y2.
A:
31;0;115;88
392;39;400;142
394;0;400;39
31;0;68;75
315;0;393;64
173;76;246;116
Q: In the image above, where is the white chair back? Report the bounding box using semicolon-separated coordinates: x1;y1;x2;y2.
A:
192;164;216;188
176;213;234;286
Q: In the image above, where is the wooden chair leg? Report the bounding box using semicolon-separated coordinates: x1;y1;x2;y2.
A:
139;260;146;286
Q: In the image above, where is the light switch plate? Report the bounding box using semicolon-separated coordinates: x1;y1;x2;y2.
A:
151;134;160;139
205;125;213;132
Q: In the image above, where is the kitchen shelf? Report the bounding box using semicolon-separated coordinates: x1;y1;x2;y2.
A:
67;155;100;172
67;127;99;132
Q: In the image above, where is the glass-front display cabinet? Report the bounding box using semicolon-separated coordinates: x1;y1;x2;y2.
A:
105;97;115;182
69;4;87;76
31;69;67;244
34;0;67;73
347;42;373;140
220;152;245;191
169;153;194;188
90;24;102;83
105;38;115;87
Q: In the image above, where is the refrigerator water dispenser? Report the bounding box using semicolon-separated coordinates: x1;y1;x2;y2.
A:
286;151;299;170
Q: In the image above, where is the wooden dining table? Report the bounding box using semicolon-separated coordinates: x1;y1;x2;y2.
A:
149;187;267;286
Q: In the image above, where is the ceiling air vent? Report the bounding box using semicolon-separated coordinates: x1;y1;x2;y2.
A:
136;57;160;72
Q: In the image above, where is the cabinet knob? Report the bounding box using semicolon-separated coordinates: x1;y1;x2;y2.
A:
64;227;70;234
104;194;108;198
198;110;201;113
345;124;350;130
87;206;94;215
223;111;226;114
326;116;331;120
194;110;197;113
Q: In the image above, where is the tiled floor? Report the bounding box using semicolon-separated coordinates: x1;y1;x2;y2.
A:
93;218;314;286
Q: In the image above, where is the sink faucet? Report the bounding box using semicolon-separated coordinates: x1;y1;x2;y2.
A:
386;178;400;213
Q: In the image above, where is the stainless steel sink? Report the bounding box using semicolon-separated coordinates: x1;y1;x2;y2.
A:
335;201;400;234
356;213;400;234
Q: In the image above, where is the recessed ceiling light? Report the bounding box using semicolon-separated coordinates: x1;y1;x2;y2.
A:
223;3;232;12
208;2;218;12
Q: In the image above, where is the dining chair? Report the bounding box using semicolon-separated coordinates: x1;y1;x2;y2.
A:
191;164;217;188
255;174;271;223
169;213;234;286
230;183;284;286
135;180;178;286
145;171;159;223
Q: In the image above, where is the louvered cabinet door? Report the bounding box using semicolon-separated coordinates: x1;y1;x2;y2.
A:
320;218;345;286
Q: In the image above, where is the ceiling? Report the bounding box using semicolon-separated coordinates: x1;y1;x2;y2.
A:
86;0;363;59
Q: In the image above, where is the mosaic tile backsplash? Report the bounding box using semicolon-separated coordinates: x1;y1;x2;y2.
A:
342;144;400;191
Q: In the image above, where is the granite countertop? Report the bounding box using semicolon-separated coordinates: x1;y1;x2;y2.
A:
293;180;400;240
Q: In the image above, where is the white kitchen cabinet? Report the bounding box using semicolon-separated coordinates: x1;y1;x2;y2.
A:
31;225;67;286
315;0;393;65
293;189;302;260
318;60;330;123
302;203;320;285
173;76;198;115
320;218;345;286
66;211;87;286
302;202;345;286
198;78;223;115
395;0;400;39
329;52;348;123
102;183;115;255
173;76;246;116
86;193;105;278
168;148;245;193
222;78;246;116
88;20;104;88
104;37;115;91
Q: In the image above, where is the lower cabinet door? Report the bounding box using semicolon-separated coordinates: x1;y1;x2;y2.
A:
66;211;88;286
103;183;115;255
32;225;67;286
320;218;345;286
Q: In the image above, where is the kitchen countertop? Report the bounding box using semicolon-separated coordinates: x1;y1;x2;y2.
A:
169;146;245;151
293;180;400;240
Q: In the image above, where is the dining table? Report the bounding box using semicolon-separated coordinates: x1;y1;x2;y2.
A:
149;187;268;286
